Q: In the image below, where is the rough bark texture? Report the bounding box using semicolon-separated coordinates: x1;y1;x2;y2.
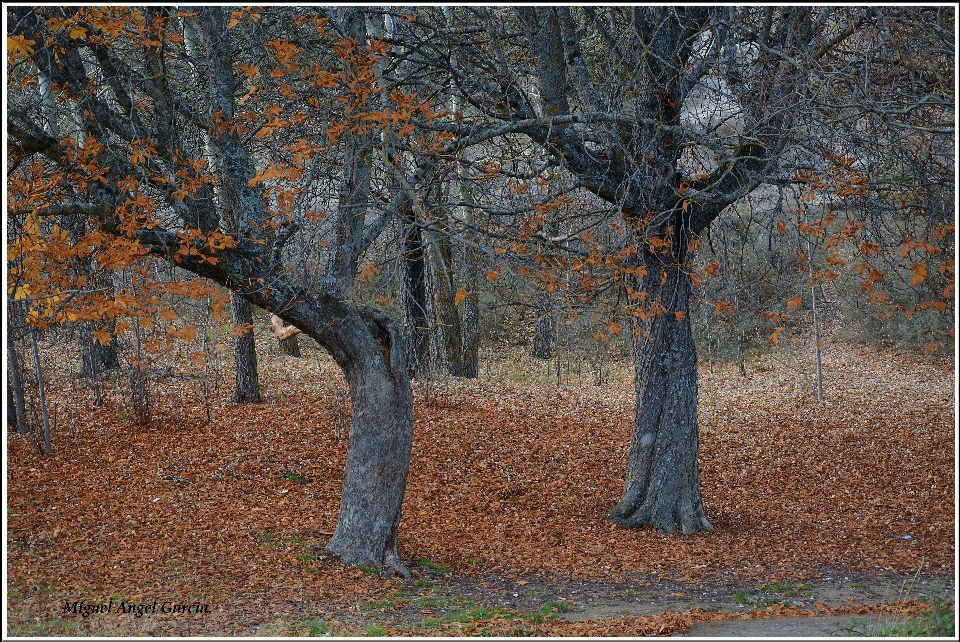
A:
401;205;429;379
428;231;466;377
7;334;29;435
322;310;413;570
259;298;414;572
231;293;261;403
459;270;479;379
607;241;713;534
531;296;553;359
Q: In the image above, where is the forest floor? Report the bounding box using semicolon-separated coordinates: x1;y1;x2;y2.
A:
5;336;955;637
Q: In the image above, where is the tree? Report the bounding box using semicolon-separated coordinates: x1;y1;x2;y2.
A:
230;293;261;402
6;5;427;570
373;6;953;532
8;5;952;556
7;311;29;435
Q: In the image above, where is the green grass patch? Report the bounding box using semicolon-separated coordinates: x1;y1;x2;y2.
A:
361;599;399;611
293;618;331;636
757;582;812;597
283;471;310;484
366;624;387;636
419;556;453;574
873;600;955;637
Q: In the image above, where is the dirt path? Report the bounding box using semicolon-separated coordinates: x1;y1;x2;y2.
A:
299;565;953;637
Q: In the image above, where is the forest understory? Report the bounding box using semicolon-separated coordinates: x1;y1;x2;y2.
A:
6;336;954;637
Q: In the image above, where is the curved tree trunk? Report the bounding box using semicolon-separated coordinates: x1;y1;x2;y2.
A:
271;300;413;571
325;313;413;570
231;293;261;403
607;245;713;534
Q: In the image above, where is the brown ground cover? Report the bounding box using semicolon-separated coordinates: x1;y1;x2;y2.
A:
5;340;954;636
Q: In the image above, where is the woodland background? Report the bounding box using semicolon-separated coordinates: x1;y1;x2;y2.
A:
6;5;956;637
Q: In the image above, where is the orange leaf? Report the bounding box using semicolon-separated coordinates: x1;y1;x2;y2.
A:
454;287;468;306
714;301;736;315
674;310;686;322
909;262;927;286
608;321;622;335
787;297;802;310
925;340;944;355
768;327;784;345
486;267;500;282
358;263;381;281
233;322;255;337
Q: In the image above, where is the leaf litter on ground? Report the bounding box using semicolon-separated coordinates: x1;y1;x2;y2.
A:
6;337;954;635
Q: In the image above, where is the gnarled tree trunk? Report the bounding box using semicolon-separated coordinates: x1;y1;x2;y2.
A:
266;299;413;571
324;311;413;569
607;233;712;534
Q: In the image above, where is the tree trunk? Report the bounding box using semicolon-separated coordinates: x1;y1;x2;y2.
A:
129;318;151;424
531;295;553;359
401;204;429;379
79;325;120;378
7;333;28;435
426;221;465;376
278;334;302;358
460;269;479;379
279;303;413;572
29;329;52;454
231;293;261;403
607;247;713;534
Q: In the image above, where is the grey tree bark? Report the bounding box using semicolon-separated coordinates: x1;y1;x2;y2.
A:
608;236;711;533
531;295;553;360
7;331;29;435
29;329;52;454
401;203;430;379
231;293;261;403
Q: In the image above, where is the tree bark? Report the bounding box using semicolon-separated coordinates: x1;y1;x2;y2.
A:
531;295;553;359
459;259;480;379
401;203;429;379
79;324;120;378
263;298;413;572
7;332;29;435
324;311;413;571
278;334;302;358
607;243;713;534
427;230;465;376
231;293;261;403
29;329;52;454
